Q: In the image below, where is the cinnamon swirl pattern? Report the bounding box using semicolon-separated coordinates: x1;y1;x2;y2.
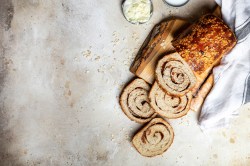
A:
149;82;192;119
155;52;196;96
120;78;157;124
132;118;174;157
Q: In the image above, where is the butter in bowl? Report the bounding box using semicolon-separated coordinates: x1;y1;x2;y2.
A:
122;0;153;24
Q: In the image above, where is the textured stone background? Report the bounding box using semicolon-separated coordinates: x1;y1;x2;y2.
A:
0;0;250;165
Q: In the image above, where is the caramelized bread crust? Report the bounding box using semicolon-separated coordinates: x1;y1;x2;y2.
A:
172;14;237;75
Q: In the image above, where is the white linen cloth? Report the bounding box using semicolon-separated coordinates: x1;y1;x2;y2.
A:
199;0;250;130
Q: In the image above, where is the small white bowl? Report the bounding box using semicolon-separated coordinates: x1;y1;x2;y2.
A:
163;0;189;7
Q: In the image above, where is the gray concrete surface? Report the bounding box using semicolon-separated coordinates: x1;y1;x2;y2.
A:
0;0;250;165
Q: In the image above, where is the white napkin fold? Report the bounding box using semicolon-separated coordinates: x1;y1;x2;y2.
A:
198;0;250;130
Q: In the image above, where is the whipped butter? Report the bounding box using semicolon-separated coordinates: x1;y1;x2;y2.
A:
122;0;152;24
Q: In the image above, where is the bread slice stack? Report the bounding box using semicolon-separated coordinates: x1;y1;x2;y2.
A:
151;52;196;119
120;53;196;124
119;14;236;157
120;52;196;157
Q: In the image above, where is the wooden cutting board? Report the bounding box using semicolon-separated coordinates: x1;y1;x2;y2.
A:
130;7;221;84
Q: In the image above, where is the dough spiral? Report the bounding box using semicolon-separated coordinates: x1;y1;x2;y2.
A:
149;82;192;119
120;78;157;124
155;52;196;96
132;118;174;157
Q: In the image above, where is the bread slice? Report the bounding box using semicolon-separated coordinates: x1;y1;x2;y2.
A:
132;118;174;157
149;82;192;118
190;74;214;112
172;14;236;93
155;52;197;96
120;78;157;124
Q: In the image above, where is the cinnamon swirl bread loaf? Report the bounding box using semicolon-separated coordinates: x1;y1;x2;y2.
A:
172;14;237;93
149;82;192;118
120;78;157;124
132;118;174;157
155;52;196;96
